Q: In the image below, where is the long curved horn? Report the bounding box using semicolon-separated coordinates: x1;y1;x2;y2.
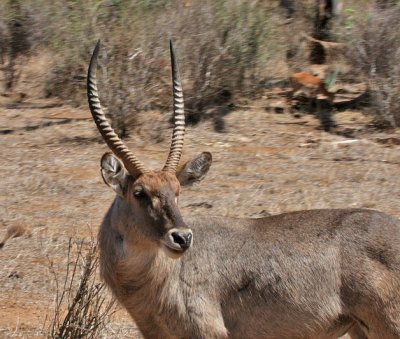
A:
87;40;148;177
162;40;185;173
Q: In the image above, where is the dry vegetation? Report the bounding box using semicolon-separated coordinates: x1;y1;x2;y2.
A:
1;0;400;338
0;0;281;129
347;5;400;127
46;238;116;339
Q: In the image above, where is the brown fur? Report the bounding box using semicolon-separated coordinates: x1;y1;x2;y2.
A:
0;223;27;248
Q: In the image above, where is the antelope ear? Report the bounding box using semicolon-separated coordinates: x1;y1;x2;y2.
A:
100;152;128;196
177;152;212;186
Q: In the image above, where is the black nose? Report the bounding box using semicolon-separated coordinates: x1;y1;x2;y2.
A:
171;231;192;250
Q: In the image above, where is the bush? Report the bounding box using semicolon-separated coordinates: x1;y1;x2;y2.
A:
0;0;32;91
2;0;278;134
46;238;116;339
347;5;400;127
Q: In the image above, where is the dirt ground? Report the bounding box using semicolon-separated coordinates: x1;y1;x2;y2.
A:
2;80;400;337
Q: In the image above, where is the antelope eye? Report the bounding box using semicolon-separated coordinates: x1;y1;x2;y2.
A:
133;187;145;198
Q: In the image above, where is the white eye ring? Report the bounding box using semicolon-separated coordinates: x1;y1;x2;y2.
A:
152;197;161;209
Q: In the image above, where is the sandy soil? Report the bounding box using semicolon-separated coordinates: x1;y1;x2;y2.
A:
1;88;400;338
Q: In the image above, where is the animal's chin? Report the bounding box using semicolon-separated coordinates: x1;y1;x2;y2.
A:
161;243;187;259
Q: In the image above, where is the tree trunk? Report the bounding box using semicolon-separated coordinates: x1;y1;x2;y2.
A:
309;0;342;64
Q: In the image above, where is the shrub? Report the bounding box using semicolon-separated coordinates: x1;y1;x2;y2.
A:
0;0;32;91
347;5;400;127
2;0;277;134
46;238;116;339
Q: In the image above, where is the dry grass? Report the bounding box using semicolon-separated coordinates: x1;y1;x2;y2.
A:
46;238;116;339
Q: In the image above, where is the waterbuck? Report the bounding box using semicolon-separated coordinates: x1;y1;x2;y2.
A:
87;40;400;339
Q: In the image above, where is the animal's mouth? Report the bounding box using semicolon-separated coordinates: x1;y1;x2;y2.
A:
161;240;186;252
161;242;187;259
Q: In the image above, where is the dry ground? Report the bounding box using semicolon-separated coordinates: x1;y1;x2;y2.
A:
2;86;400;337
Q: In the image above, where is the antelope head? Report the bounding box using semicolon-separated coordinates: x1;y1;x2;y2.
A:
87;41;212;258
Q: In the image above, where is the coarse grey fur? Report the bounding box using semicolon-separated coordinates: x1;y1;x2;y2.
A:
99;199;400;338
88;41;400;339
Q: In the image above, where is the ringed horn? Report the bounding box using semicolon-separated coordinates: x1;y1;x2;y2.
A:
86;40;185;177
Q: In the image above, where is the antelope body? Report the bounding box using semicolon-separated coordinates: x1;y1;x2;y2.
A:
287;71;334;113
87;41;400;338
